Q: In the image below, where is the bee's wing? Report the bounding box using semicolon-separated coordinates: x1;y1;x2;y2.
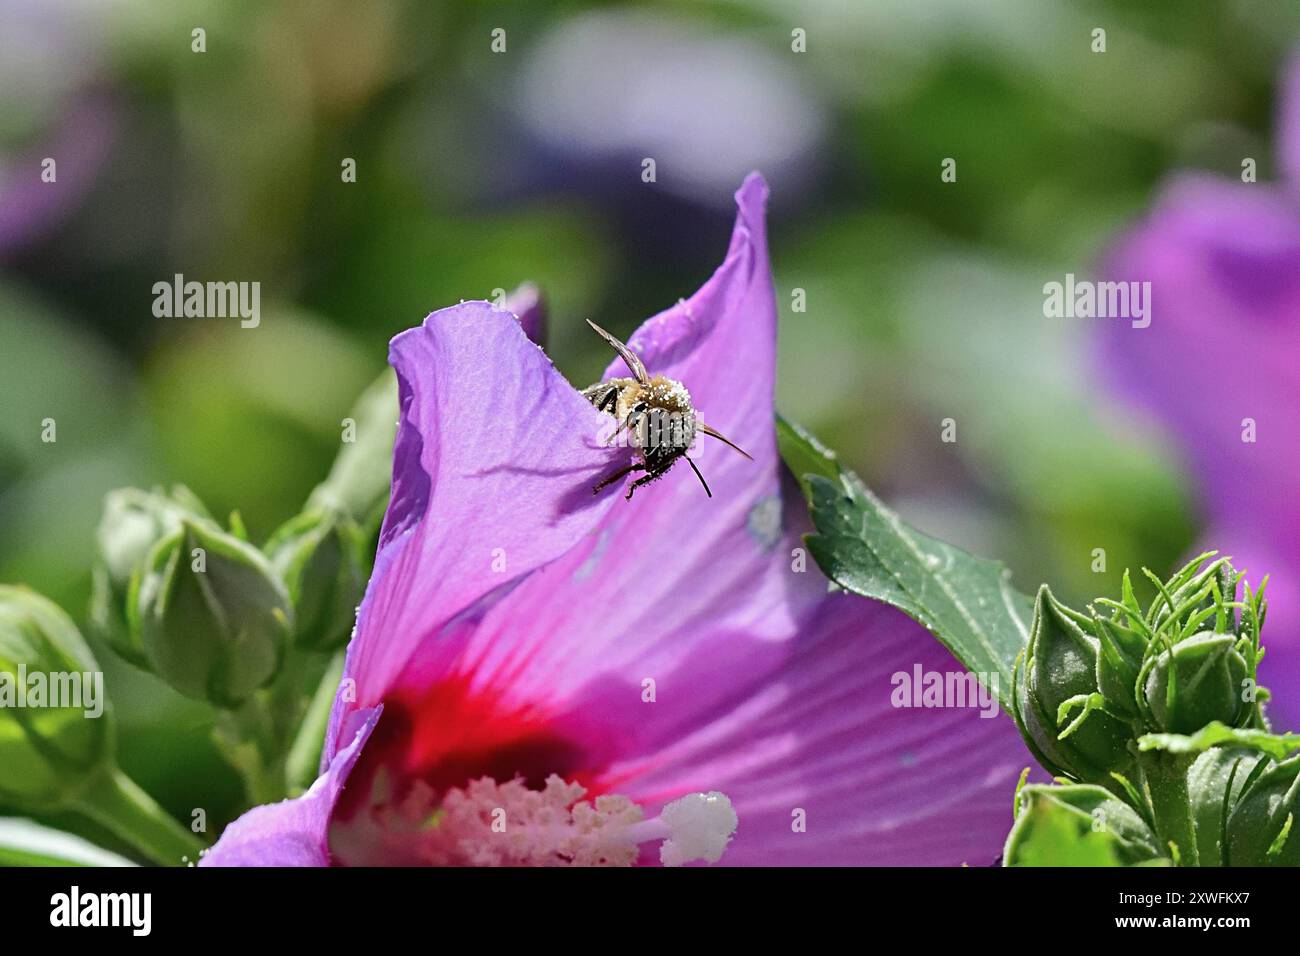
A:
698;421;754;460
586;319;649;385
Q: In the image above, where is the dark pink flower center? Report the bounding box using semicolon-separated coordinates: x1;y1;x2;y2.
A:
326;673;737;866
329;674;603;864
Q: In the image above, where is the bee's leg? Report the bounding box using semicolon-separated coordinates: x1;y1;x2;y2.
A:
624;461;672;501
592;462;643;495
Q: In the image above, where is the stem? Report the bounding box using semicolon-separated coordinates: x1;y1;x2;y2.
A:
74;768;206;866
214;691;288;806
213;648;329;806
1139;750;1199;866
285;652;344;794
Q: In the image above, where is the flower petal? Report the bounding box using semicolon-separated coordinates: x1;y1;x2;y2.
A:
325;301;620;757
606;593;1030;866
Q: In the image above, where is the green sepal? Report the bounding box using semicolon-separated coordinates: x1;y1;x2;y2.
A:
1004;784;1165;866
1093;613;1146;718
1225;755;1300;866
1186;747;1266;866
1138;721;1300;762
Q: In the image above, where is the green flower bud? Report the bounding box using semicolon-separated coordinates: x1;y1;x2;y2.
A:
1225;755;1300;866
1139;632;1249;735
264;508;367;651
89;486;211;667
0;586;113;811
1013;585;1134;783
131;518;292;707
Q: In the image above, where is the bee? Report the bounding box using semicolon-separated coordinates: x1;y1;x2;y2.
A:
581;319;752;500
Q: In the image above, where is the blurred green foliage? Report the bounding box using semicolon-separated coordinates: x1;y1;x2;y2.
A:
1;0;1295;856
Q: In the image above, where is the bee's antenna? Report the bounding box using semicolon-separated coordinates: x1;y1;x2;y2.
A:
686;455;712;497
586;319;649;385
698;422;754;460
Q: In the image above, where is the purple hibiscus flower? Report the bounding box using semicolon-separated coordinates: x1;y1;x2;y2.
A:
1099;54;1300;730
203;174;1027;866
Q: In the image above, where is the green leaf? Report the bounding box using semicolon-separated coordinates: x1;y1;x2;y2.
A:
1004;785;1166;867
1138;721;1300;762
775;416;843;493
0;818;136;867
777;416;1032;709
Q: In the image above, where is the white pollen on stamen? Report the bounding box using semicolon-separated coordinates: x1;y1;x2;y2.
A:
658;791;739;867
403;775;736;867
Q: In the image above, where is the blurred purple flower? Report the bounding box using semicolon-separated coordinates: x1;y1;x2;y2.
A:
511;11;828;211
204;174;1026;867
1099;54;1300;730
0;93;116;255
0;1;117;255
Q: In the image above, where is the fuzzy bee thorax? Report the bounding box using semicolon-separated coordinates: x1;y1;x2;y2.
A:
624;375;695;420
